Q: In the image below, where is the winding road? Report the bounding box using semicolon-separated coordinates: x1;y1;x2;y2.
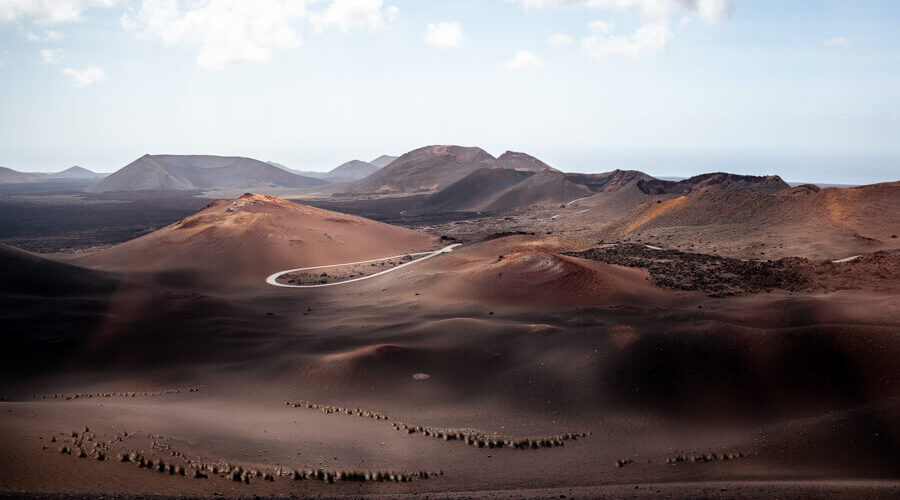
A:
265;244;462;288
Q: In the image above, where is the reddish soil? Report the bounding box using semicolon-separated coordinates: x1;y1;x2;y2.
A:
2;193;899;499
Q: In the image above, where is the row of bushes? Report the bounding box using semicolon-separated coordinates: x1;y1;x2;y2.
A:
58;445;97;459
286;399;590;452
53;427;112;460
666;450;748;465
117;451;274;483
35;388;200;401
392;423;588;450
287;468;438;483
50;423;442;487
286;400;390;420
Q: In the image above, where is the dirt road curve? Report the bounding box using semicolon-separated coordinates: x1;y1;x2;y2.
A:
265;244;461;288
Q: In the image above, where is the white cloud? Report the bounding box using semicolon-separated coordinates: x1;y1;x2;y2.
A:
310;0;395;33
588;19;614;34
26;29;64;41
511;0;733;58
123;0;305;71
123;0;397;70
512;0;734;24
39;48;63;64
824;36;848;47
63;65;105;87
386;4;398;21
425;21;463;48
583;21;673;57
686;0;733;24
548;33;574;47
505;50;542;70
0;0;117;25
510;0;733;23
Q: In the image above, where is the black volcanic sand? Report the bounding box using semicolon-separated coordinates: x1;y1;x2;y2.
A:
2;480;900;499
1;171;898;500
0;182;210;252
1;228;899;499
566;244;900;296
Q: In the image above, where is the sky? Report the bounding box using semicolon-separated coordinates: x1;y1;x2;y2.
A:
0;0;898;184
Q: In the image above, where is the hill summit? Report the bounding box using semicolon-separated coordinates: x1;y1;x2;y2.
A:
73;193;437;284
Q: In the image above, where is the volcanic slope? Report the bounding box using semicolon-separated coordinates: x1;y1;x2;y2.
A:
369;154;398;168
403;235;677;308
483;169;592;212
339;145;496;195
85;154;326;193
490;151;557;172
73;194;438;285
0;244;115;297
424;168;535;213
0;244;119;375
325;160;381;183
637;172;790;195
599;181;900;259
422;168;653;213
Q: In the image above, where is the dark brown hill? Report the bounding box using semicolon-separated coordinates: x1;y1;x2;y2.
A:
602;181;900;259
338;145;495;195
566;169;654;192
0;243;115;296
424;168;534;212
637;172;789;195
421;168;652;213
489;151;557;172
485;169;592;211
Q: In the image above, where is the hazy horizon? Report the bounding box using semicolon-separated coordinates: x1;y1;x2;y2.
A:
2;147;896;186
2;0;899;184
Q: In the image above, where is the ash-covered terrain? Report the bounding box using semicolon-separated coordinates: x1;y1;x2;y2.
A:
2;146;899;500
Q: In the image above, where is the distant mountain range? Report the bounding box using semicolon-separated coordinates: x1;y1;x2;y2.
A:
269;155;399;184
85;154;327;193
0;165;106;183
325;145;790;213
369;155;399;169
3;147;803;209
3;153;400;192
337;146;555;197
